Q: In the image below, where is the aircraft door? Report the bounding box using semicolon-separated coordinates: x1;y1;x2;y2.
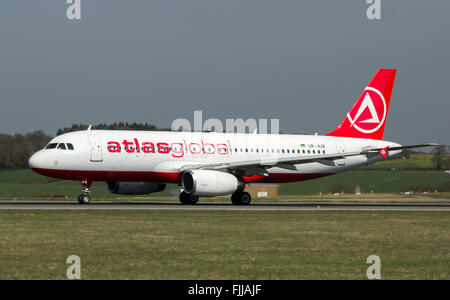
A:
88;134;103;162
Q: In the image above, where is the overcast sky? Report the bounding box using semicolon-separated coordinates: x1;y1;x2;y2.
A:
0;1;448;145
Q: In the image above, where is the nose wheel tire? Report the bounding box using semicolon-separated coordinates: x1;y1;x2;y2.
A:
179;191;198;205
77;194;91;204
231;191;251;205
77;179;92;204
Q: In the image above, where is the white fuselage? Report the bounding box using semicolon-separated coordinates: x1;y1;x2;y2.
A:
28;130;401;184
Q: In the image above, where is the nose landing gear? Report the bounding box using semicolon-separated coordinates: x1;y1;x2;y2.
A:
78;179;92;204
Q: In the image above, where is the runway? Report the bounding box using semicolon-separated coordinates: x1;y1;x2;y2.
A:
0;200;449;211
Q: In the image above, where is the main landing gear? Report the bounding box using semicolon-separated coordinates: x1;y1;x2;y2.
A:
231;191;251;205
77;179;92;204
178;191;252;205
179;191;199;205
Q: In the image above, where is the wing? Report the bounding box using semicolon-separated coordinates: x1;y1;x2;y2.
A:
362;143;440;152
179;143;439;175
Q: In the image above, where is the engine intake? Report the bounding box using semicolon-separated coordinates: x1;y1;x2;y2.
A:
106;181;166;195
182;170;244;196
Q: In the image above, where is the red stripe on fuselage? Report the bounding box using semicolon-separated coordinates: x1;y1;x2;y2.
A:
31;168;182;183
31;168;334;184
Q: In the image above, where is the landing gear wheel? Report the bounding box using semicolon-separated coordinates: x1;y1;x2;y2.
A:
78;179;92;205
231;191;251;205
77;194;91;204
179;191;198;205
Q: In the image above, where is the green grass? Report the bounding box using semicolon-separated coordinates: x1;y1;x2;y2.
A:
360;153;446;170
0;169;449;199
279;170;450;195
0;210;448;280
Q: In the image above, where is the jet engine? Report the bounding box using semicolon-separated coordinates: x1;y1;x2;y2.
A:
106;181;166;195
181;170;244;196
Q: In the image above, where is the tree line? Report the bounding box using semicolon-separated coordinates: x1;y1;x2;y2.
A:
0;131;53;170
56;122;166;135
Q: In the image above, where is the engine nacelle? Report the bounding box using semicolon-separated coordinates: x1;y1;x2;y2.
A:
182;170;244;196
106;181;166;195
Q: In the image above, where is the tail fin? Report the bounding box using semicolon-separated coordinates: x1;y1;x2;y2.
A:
326;69;396;140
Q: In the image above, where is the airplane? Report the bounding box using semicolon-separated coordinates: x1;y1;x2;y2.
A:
28;69;437;205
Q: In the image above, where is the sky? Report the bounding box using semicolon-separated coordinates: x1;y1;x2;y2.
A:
0;1;449;146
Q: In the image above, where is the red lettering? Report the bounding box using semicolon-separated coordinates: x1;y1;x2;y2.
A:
142;142;155;153
217;143;229;155
202;140;216;154
107;139;230;157
189;143;201;154
134;138;140;153
171;142;184;158
157;142;169;154
107;141;121;153
122;139;134;153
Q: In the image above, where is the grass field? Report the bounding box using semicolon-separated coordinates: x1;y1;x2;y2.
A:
0;210;448;280
279;170;450;195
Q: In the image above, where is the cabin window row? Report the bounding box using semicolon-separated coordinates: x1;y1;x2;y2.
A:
232;148;325;155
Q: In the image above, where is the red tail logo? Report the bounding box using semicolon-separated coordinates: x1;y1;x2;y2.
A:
347;87;386;134
327;69;396;140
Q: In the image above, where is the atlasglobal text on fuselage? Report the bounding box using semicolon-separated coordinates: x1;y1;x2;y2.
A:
106;138;232;157
28;69;437;205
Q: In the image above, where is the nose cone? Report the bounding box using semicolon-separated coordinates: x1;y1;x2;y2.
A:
28;151;45;170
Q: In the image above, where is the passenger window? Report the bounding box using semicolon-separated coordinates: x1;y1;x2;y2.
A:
67;143;74;150
57;143;66;150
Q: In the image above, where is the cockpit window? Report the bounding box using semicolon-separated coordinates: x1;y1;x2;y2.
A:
67;143;74;150
57;143;66;150
46;143;58;149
